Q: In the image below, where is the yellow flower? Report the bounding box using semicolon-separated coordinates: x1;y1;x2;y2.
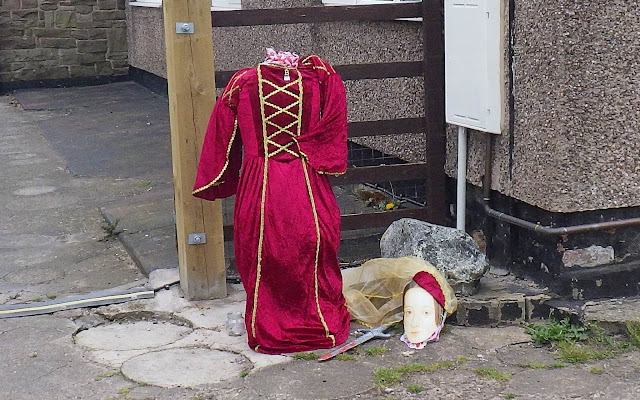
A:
385;203;395;210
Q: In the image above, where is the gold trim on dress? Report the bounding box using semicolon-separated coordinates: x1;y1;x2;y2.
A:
260;76;303;158
300;55;333;75
221;70;248;107
251;66;270;339
251;64;335;347
301;158;336;347
192;118;238;195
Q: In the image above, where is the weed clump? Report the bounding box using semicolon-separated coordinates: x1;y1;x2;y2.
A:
473;367;512;381
626;321;640;347
518;362;548;369
526;318;636;364
373;361;454;387
335;353;356;361
366;346;389;356
407;384;424;393
526;318;588;346
293;352;317;360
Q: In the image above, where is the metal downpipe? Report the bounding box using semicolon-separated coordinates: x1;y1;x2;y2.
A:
482;135;640;236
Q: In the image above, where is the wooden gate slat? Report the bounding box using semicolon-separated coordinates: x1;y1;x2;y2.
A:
422;1;446;225
215;61;423;88
211;3;423;27
341;208;429;231
223;207;428;240
329;163;426;186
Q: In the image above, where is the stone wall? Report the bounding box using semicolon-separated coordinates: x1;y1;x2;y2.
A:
0;0;128;84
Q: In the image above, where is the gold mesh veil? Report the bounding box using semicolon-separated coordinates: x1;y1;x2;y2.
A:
341;256;458;327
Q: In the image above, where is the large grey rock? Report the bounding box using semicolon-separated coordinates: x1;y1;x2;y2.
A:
380;218;489;296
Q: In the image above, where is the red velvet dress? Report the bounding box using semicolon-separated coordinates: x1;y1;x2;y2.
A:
193;55;351;354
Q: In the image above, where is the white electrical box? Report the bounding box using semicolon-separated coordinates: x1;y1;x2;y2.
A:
445;0;504;134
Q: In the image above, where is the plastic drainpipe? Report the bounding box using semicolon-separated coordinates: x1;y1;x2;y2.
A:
456;125;468;231
482;134;640;235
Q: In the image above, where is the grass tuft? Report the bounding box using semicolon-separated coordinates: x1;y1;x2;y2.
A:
473;367;512;381
366;346;389;356
518;362;548;369
407;384;424;393
504;393;516;399
336;353;356;361
626;321;640;346
117;387;131;395
374;368;403;387
557;341;602;363
588;367;604;374
293;352;317;360
374;362;454;387
95;371;119;381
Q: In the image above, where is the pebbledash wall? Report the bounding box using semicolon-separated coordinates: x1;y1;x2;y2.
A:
457;1;640;298
0;0;128;88
134;0;640;296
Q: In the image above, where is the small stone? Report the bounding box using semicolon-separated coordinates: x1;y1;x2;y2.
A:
562;245;614;268
29;352;37;358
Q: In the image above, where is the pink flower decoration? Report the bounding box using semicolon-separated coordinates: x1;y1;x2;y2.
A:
264;47;299;68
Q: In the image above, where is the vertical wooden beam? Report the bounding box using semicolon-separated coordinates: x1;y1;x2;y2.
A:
422;0;447;225
163;0;227;299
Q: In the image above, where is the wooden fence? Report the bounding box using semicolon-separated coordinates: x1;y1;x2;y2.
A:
212;1;446;238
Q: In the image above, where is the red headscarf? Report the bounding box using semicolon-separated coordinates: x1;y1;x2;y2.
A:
412;271;446;309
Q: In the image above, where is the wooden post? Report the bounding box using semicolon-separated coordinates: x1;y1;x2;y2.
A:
422;0;447;225
163;0;227;299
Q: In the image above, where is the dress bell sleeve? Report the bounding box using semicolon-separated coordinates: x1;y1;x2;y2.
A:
192;71;246;200
296;64;348;176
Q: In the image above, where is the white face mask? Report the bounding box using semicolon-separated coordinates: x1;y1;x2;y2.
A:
403;287;439;343
402;287;447;349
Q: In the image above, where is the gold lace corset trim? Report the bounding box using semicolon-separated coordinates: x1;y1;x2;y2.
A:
257;65;303;159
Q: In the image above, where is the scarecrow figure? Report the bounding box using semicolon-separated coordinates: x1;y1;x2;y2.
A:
193;49;350;354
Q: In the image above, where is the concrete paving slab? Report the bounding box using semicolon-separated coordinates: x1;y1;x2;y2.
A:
394;369;503;400
582;296;640;331
245;357;379;400
151;286;191;313
121;347;249;388
447;326;532;351
506;367;611;398
148;268;180;290
604;351;640;380
75;321;192;351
